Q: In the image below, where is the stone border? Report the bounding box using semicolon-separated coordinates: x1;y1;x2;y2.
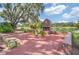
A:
64;32;72;45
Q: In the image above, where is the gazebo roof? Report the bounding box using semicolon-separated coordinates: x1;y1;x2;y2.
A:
42;19;51;27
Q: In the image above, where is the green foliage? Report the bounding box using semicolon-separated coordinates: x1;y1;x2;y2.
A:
76;22;79;29
0;3;43;30
72;32;79;48
29;22;46;36
0;26;3;32
0;22;13;33
52;27;77;32
30;22;42;29
38;30;46;37
30;22;43;35
5;39;17;49
20;27;28;32
52;23;75;27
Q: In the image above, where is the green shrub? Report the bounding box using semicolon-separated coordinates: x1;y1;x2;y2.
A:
38;31;46;37
0;22;13;33
5;39;17;49
76;23;79;29
20;27;27;32
30;22;43;36
0;26;3;32
72;32;79;48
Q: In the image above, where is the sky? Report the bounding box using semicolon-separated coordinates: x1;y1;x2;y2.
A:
39;3;79;23
0;3;79;23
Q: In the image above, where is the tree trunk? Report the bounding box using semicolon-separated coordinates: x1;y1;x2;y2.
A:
11;24;17;32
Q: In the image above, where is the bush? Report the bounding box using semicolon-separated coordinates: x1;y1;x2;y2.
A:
20;27;27;32
38;31;46;37
72;32;79;48
0;22;13;33
0;26;3;32
5;39;17;49
30;22;43;36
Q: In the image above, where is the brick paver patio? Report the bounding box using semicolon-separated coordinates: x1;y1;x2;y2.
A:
3;32;68;55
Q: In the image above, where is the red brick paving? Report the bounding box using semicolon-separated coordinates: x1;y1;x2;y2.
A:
4;33;66;55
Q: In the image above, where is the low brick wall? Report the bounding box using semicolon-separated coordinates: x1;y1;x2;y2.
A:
64;32;72;45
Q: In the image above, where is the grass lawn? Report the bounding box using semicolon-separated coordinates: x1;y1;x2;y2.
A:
51;27;77;32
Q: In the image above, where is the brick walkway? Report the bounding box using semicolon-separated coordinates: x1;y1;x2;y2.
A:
3;33;67;55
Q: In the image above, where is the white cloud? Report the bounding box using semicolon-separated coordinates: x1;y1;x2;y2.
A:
44;5;66;15
44;3;48;4
39;18;44;21
70;7;79;17
72;7;79;11
52;3;58;6
62;7;79;19
63;13;71;18
58;20;69;23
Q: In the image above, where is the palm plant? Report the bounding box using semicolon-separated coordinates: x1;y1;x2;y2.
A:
30;22;46;36
30;22;41;35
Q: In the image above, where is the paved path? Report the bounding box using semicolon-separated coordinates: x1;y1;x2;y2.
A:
2;33;70;55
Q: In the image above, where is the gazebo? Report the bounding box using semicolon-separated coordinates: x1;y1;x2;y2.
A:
42;19;51;31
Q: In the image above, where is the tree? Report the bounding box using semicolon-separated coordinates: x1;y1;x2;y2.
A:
21;3;44;23
76;21;79;29
0;3;44;31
